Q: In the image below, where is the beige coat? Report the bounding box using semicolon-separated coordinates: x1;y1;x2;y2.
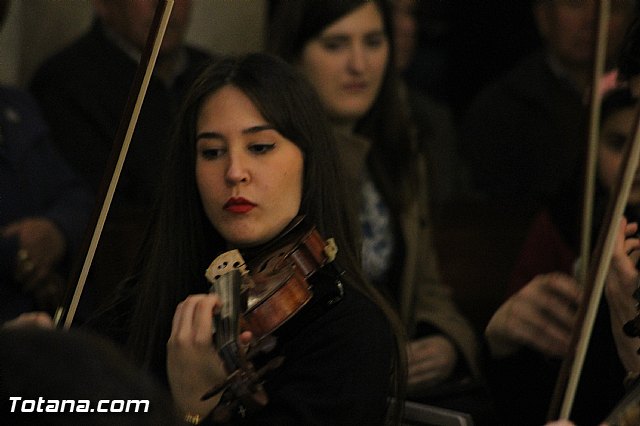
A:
335;131;481;381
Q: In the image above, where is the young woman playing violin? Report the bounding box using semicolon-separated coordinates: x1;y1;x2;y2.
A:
8;53;406;425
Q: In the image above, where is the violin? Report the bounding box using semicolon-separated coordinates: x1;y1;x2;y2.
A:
201;215;345;421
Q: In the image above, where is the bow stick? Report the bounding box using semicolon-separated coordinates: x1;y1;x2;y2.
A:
54;0;175;329
548;1;640;418
547;0;610;419
578;0;611;289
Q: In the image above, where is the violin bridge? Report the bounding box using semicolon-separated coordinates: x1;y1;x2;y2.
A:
205;249;248;284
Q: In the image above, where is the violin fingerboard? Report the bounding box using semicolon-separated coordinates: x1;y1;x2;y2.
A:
212;269;242;355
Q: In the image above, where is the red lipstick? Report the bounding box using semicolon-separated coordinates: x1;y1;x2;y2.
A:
224;197;256;213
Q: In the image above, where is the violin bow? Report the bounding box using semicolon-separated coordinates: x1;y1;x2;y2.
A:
547;1;640;419
53;0;175;329
578;0;611;289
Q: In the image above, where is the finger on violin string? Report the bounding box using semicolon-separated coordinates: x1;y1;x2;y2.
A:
171;295;211;337
237;331;264;361
190;296;222;343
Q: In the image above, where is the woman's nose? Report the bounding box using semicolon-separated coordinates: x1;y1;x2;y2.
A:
347;44;367;73
225;152;250;185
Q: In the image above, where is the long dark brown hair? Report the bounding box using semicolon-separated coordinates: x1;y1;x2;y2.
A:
96;53;406;424
267;0;418;212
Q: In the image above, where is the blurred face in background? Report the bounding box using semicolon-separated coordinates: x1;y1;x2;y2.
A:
298;2;389;129
93;0;192;56
598;105;640;203
534;0;637;70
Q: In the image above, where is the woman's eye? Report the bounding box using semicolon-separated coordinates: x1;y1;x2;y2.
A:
364;34;386;49
603;134;627;151
321;38;346;51
200;148;225;159
249;143;276;154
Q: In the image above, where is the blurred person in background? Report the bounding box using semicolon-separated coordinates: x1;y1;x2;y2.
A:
0;0;92;323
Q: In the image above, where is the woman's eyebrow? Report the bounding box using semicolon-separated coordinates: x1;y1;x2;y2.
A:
196;125;275;142
242;124;275;134
196;130;224;141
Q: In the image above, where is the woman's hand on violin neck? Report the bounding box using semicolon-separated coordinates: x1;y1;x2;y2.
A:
2;311;54;330
407;334;458;390
167;294;227;419
485;273;580;359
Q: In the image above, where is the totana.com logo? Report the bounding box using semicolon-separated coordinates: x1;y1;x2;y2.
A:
8;397;150;413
